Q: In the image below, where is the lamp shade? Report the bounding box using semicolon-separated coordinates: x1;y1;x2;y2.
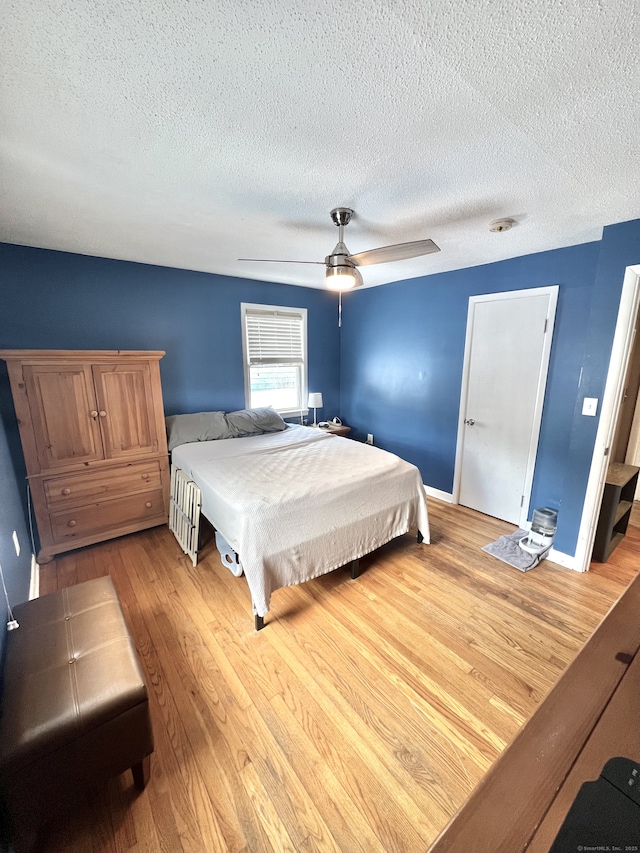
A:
325;265;362;291
307;392;323;409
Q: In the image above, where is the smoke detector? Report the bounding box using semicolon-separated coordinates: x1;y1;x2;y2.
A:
489;218;515;232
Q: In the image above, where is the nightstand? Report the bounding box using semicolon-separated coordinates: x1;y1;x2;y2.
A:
307;424;351;437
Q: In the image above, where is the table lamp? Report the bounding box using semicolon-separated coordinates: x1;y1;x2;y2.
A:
307;392;323;427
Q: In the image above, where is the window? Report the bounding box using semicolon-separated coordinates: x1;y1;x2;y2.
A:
241;303;308;417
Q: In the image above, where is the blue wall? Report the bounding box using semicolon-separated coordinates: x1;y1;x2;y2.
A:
340;242;599;493
0;244;341;415
556;219;640;553
0;243;342;618
340;228;638;556
1;218;638;578
0;367;32;665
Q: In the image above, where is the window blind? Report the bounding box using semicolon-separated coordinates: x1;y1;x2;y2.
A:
245;310;304;364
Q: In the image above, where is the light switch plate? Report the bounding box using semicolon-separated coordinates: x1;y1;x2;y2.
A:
582;397;598;416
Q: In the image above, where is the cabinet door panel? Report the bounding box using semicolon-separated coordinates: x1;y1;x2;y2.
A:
92;363;159;459
24;364;103;469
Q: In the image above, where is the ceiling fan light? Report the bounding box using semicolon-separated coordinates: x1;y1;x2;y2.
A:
325;266;358;291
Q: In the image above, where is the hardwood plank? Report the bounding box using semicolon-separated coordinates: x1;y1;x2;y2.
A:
177;581;375;851
347;559;549;720
219;604;425;850
116;772;163;853
238;760;298;853
279;577;501;781
34;498;639;852
270;624;455;846
427;571;640;853
266;692;391;853
119;544;243;853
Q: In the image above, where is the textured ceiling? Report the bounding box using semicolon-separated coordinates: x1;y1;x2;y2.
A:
1;0;639;289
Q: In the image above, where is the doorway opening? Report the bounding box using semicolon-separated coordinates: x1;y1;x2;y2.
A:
574;265;640;572
610;299;640;467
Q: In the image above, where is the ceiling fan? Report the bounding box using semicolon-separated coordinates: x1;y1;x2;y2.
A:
239;207;440;290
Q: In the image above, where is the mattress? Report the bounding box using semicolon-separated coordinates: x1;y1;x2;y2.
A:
172;424;429;616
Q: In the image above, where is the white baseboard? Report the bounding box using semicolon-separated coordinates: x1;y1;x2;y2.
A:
29;554;40;600
545;548;578;571
421;491;579;570
424;485;454;503
517;522;578;571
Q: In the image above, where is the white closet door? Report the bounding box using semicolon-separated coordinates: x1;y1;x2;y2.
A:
455;287;558;526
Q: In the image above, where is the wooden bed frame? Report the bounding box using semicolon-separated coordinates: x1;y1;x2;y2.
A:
426;570;640;852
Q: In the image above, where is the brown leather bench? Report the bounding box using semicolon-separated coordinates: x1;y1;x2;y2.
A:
0;576;153;846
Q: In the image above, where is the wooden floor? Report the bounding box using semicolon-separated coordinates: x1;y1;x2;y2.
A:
36;500;640;853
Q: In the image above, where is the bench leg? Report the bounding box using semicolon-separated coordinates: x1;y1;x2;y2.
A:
132;754;151;790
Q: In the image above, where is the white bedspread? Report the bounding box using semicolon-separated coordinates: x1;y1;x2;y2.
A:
172;425;429;616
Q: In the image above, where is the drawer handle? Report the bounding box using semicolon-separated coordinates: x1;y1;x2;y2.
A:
145;501;152;508
68;520;77;528
142;473;149;479
62;488;71;495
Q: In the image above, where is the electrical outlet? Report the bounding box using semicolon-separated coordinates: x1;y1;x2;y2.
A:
366;434;374;445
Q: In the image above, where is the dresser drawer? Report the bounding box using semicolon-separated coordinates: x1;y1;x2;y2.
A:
44;462;162;510
51;489;165;542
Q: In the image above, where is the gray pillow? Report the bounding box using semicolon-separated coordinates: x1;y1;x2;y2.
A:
224;406;286;437
165;411;232;451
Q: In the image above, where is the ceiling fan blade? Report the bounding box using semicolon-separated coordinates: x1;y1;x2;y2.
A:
238;258;325;265
349;238;440;267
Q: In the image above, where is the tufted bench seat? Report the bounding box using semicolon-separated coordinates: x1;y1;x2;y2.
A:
0;575;154;843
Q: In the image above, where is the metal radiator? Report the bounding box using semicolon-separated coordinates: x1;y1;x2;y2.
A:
169;464;201;567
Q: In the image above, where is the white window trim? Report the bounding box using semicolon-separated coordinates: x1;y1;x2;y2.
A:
241;302;308;418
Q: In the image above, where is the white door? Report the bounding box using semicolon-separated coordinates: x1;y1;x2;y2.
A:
455;287;558;526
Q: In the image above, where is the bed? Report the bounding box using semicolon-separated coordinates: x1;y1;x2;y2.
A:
168;411;429;628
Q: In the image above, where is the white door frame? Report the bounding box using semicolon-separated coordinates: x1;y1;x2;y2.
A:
573;265;640;572
453;286;559;528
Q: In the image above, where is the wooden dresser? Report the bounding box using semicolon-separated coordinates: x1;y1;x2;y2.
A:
0;350;170;563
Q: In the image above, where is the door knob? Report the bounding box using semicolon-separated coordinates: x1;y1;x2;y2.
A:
464;418;475;426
